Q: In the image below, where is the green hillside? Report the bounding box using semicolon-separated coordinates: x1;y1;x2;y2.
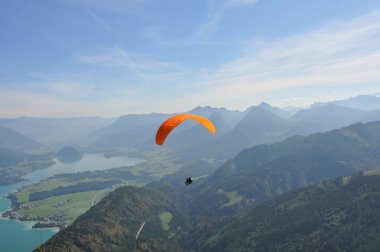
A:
187;121;380;217
200;174;380;252
37;186;187;252
56;146;83;162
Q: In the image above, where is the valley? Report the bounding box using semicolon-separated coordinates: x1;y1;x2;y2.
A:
2;151;182;230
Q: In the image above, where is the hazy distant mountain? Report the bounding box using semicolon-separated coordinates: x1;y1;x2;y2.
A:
0;117;114;145
180;107;291;160
363;109;380;122
282;106;303;115
87;103;380;162
188;106;245;128
211;107;287;155
88;113;169;148
38;186;186;252
256;102;292;119
311;94;380;111
290;104;368;133
88;107;244;149
5;101;376;158
200;174;380;252
0;126;41;151
180;104;380;161
93;124;159;148
92;113;168;136
0;147;25;167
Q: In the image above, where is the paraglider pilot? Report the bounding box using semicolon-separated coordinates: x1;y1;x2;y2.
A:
185;176;193;185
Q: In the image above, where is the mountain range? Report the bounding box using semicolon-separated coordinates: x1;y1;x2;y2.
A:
39;120;380;251
179;102;380;161
0;126;41;151
0;117;114;145
311;94;380;110
2;95;380;161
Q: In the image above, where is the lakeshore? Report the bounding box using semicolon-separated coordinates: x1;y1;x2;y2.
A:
0;153;143;251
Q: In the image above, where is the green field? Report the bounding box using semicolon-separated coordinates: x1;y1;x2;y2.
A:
15;178;75;203
19;189;111;221
159;211;173;231
10;151;181;226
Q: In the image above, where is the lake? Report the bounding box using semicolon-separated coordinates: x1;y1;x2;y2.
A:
0;153;143;252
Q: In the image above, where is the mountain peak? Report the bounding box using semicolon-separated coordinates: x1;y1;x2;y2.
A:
192;105;212;111
247;102;291;119
258;101;272;108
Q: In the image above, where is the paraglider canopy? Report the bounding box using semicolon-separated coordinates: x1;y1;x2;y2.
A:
155;113;216;145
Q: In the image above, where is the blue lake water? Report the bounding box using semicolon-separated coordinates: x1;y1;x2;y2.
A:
0;153;143;252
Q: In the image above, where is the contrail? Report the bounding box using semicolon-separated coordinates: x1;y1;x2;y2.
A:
86;8;115;34
116;47;150;85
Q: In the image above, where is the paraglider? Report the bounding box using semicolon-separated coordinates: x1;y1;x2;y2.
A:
155;113;216;186
155;113;216;145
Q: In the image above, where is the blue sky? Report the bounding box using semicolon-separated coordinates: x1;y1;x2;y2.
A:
1;0;380;117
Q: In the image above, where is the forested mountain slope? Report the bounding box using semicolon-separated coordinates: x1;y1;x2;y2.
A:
38;186;187;252
201;174;380;252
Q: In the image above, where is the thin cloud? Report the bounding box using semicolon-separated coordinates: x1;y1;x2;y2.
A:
154;10;380;112
195;0;258;41
74;46;193;87
58;0;153;14
3;8;380;117
32;10;380;115
49;82;95;99
74;46;151;85
86;9;115;34
115;47;150;85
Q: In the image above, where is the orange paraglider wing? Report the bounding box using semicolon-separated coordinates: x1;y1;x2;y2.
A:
155;113;216;145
